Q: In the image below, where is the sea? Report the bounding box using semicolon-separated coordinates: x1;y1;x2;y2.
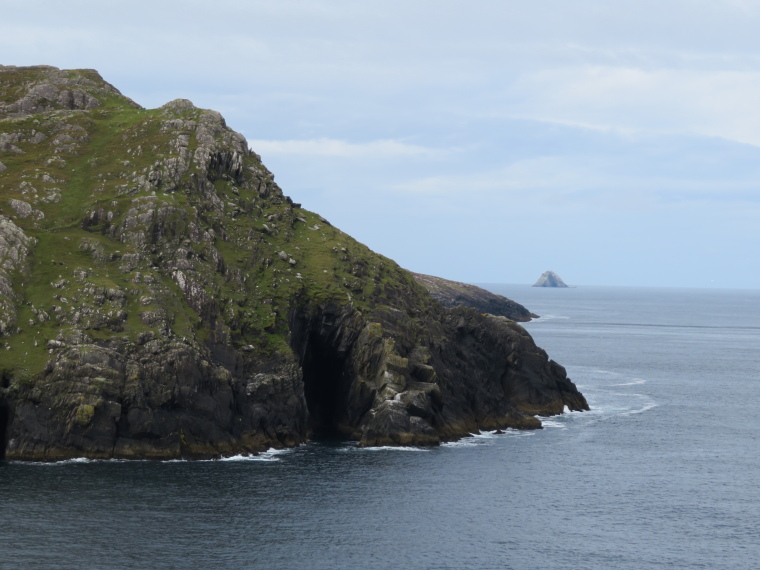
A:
2;285;760;569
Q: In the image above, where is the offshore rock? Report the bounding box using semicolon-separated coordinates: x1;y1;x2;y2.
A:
533;270;569;288
0;66;588;460
412;272;538;321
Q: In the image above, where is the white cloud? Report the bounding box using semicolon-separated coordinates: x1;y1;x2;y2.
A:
508;66;760;146
248;138;446;159
391;157;613;204
390;153;760;213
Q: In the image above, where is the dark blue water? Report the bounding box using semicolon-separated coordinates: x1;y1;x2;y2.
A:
2;286;760;569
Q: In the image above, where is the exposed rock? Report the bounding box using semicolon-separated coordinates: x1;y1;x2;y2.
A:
9;199;44;220
0;66;588;461
0;216;35;336
0;65;140;119
533;270;569;288
412;272;538;322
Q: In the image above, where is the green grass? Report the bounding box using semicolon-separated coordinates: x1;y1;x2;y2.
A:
0;66;438;385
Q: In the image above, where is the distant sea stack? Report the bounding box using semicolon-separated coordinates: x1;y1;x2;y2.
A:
533;271;568;288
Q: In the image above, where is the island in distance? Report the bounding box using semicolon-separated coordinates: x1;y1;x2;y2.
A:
533;271;569;288
0;65;588;460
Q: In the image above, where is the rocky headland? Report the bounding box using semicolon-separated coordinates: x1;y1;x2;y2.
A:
0;66;587;460
412;273;538;322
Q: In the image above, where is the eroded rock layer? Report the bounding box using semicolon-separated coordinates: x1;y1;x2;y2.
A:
0;66;587;460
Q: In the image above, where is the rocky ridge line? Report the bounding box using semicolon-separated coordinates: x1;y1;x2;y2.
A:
412;272;538;322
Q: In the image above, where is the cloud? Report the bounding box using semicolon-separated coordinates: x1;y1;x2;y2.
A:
390;152;760;213
507;65;760;146
248;138;446;159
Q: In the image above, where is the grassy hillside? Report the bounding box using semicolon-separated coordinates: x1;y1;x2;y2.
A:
0;66;587;459
0;65;432;385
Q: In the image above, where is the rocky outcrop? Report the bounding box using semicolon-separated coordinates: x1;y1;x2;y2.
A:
0;66;587;460
533;271;569;288
7;334;306;460
0;65;140;118
412;272;538;322
0;216;35;337
288;301;585;447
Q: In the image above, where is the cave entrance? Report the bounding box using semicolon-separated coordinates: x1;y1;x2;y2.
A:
301;332;349;440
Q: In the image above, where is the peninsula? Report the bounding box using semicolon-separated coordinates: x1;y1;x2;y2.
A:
412;273;538;321
0;66;587;460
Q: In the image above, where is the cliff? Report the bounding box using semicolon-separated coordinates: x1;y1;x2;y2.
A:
0;66;587;460
411;273;538;322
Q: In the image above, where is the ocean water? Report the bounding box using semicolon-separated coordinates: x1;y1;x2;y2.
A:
2;285;760;569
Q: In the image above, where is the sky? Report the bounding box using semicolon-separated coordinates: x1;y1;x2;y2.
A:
4;0;760;288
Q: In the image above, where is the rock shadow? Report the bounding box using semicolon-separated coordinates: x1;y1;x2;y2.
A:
301;332;350;439
0;404;7;460
0;372;8;460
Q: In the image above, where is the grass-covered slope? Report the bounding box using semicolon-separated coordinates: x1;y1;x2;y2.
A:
0;66;587;460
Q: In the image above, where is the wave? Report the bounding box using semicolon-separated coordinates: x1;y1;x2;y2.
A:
442;429;536;448
618;398;659;416
16;457;139;466
22;457;104;466
583;390;658;418
530;314;570;323
609;378;647;387
441;440;483;448
539;419;568;430
216;448;293;462
350;445;431;451
551;365;660;426
13;448;294;465
337;445;430;452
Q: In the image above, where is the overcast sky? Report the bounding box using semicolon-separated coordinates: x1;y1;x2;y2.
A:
4;0;760;288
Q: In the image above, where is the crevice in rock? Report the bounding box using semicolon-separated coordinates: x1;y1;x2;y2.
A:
0;401;9;460
0;371;9;459
116;404;129;437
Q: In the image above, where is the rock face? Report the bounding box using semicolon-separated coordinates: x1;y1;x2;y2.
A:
412;272;538;322
533;271;569;288
0;66;588;460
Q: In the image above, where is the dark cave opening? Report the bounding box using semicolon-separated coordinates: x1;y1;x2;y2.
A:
301;333;349;440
